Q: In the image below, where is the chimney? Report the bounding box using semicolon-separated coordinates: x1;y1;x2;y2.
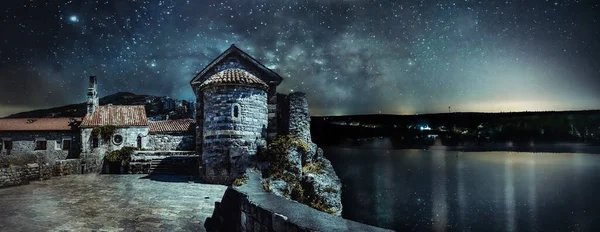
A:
87;76;99;114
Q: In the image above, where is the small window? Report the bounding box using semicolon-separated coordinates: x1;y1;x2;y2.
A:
4;140;12;150
0;141;3;150
137;136;142;149
232;104;241;120
62;138;72;150
92;137;99;148
113;134;123;145
35;140;47;150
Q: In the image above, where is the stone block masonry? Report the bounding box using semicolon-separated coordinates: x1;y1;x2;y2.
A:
0;159;82;188
201;86;268;184
148;134;194;151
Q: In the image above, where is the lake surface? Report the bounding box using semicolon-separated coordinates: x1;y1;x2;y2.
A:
324;141;600;232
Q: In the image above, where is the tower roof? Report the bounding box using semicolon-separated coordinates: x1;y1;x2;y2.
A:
190;44;283;87
198;69;268;90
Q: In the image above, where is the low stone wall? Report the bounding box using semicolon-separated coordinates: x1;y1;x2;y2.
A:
205;172;392;232
0;159;82;188
53;159;82;176
148;134;195;151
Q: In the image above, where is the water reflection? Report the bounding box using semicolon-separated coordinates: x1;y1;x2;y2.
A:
325;146;600;232
431;150;448;231
504;158;516;232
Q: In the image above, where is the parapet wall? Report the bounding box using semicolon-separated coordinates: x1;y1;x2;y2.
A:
205;183;392;232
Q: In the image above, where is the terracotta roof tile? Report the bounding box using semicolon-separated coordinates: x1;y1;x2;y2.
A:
0;118;80;131
199;69;268;90
81;105;148;127
149;119;195;134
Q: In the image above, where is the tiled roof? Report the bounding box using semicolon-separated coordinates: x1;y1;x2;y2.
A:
0;118;80;131
199;69;268;90
149;119;195;134
81;105;148;127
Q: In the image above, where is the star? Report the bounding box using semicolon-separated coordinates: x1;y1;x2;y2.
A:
69;15;79;23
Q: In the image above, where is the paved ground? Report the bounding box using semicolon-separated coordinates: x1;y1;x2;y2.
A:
0;174;227;232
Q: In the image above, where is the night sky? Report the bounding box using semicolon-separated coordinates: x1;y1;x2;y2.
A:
1;0;599;117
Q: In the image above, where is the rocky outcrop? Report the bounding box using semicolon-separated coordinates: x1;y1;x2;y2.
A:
205;171;390;232
261;92;342;216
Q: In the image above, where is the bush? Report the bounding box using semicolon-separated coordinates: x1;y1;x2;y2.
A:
105;147;137;166
302;162;325;174
232;174;248;186
8;154;39;167
265;135;309;176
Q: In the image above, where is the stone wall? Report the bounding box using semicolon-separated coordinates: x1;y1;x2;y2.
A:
0;131;80;160
80;127;149;155
0;159;82;188
286;92;312;143
201;86;268;184
148;134;195;151
205;173;392;232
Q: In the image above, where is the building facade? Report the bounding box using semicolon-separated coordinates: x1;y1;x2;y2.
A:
0;118;81;161
190;44;283;184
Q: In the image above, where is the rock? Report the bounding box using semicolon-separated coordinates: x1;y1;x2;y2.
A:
301;157;343;216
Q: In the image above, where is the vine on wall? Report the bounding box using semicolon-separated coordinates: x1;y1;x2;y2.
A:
91;125;117;141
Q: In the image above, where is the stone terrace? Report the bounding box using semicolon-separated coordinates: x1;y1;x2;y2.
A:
0;174;226;232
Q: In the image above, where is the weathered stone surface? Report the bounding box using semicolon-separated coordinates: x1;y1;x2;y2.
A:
205;171;391;232
200;85;268;185
0;174;227;232
0;159;82;188
301;152;343;216
264;92;343;216
148;134;195;151
0;131;80;159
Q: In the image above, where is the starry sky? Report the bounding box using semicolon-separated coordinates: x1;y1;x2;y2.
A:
1;0;599;117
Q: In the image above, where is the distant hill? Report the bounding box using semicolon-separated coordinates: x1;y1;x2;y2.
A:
311;110;600;146
4;92;192;119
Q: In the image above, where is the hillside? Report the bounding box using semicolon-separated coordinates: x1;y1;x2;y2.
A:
311;110;600;146
4;92;193;119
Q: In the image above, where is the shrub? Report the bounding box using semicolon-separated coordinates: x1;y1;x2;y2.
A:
262;182;270;191
266;135;309;176
105;147;136;166
7;154;39;167
310;198;337;215
232;174;248;186
291;183;304;202
302;162;326;174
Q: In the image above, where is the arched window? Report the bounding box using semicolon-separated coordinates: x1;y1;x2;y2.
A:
137;136;142;149
232;104;241;120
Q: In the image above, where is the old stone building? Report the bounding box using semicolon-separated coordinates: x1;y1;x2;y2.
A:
190;45;283;184
80;105;150;153
0;118;81;160
148;119;195;151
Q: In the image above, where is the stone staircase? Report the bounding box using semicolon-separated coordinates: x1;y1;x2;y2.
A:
129;151;199;176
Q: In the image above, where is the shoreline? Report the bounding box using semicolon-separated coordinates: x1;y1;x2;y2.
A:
323;141;600;154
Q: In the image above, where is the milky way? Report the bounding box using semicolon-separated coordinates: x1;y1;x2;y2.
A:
1;0;599;117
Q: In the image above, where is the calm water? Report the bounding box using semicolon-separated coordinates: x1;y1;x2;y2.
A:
324;141;600;232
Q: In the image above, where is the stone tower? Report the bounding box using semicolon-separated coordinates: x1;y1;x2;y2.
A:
190;45;283;184
87;76;99;114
